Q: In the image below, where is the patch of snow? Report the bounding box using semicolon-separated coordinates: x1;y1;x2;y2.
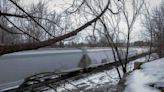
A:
141;58;164;85
124;57;164;92
124;70;160;92
45;52;151;92
46;68;122;92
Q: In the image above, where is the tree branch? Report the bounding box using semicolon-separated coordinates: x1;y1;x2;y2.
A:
8;0;55;37
0;24;23;34
0;0;110;55
3;16;40;41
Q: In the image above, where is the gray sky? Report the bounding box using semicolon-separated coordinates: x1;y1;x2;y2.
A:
131;0;162;42
21;0;162;42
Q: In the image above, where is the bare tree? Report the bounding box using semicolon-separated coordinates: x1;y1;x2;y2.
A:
142;4;154;62
119;0;144;72
77;0;144;76
143;1;164;58
0;0;119;55
94;0;144;74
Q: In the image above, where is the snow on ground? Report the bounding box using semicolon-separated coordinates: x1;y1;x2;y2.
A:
126;53;158;71
124;57;164;92
45;53;153;92
0;47;148;91
45;67;122;92
42;48;150;92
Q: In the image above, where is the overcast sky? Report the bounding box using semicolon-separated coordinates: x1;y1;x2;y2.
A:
21;0;162;42
23;0;162;12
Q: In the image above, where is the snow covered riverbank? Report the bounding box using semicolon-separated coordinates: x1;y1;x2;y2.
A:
124;57;164;92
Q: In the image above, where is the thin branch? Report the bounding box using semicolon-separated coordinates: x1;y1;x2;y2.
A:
0;24;23;34
0;12;27;18
108;8;119;14
3;16;40;42
8;0;55;37
0;0;110;55
68;0;86;14
1;12;65;31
